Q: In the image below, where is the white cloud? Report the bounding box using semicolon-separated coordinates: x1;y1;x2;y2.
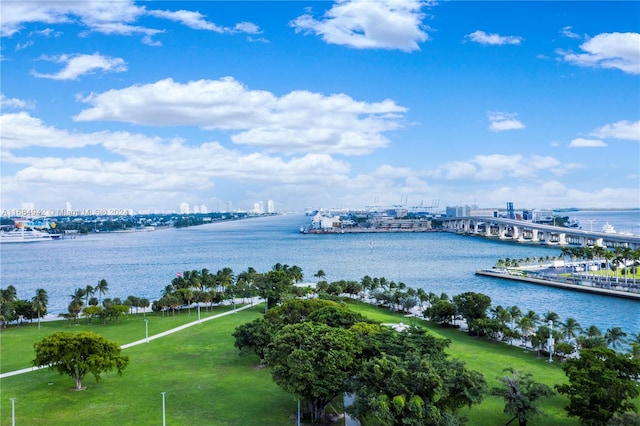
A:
487;111;525;132
1;112;104;149
1;113;351;199
466;30;522;45
74;77;407;156
558;32;640;75
0;94;35;110
560;26;581;39
437;154;562;181
15;40;34;51
31;53;127;80
0;1;143;37
569;138;607;148
590;120;640;141
146;9;224;32
290;0;429;52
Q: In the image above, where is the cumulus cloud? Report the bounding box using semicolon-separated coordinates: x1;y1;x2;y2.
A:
558;32;640;75
437;154;562;181
74;77;407;156
0;1;143;37
466;30;522;45
0;1;258;43
1;112;351;196
0;94;34;110
487;111;525;132
290;0;429;52
569;138;607;148
590;120;640;141
31;53;127;80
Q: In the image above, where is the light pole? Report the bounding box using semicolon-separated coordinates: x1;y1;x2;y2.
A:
297;399;301;426
197;303;201;323
161;392;166;426
548;320;554;363
10;398;15;426
144;319;149;343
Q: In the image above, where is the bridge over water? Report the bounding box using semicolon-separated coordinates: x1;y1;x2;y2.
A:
441;216;640;250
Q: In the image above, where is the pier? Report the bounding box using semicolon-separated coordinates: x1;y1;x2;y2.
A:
442;216;640;250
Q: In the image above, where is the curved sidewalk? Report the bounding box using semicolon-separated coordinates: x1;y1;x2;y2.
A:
0;302;256;380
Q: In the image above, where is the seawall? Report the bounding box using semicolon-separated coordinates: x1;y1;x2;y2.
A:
475;269;640;301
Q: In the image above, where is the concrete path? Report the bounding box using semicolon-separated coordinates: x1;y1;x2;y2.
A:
0;302;256;380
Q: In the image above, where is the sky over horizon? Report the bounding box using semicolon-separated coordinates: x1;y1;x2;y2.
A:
1;0;639;214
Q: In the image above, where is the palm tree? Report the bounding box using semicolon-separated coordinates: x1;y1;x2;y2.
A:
32;288;48;329
605;327;628;350
96;279;109;305
562;317;582;343
84;285;95;307
314;270;326;281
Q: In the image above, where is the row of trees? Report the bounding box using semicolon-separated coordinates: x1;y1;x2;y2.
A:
1;285;49;329
559;245;640;285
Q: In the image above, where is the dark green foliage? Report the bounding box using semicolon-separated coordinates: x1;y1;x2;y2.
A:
491;368;555;426
33;331;129;390
453;291;492;328
265;321;361;423
348;326;486;425
556;346;640;425
425;299;457;326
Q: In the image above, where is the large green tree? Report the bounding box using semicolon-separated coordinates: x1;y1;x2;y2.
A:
555;346;640;425
265;321;361;423
33;331;129;390
453;291;492;333
491;368;555;426
349;326;486;425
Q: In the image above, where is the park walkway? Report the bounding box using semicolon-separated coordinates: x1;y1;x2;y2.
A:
0;302;255;380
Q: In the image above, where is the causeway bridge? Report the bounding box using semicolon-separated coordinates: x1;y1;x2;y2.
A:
441;216;640;250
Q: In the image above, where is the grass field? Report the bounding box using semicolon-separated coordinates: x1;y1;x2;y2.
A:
1;301;638;425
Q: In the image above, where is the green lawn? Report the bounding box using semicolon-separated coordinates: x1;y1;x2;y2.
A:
1;300;638;425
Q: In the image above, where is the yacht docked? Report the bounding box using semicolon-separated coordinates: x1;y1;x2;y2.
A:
0;227;56;243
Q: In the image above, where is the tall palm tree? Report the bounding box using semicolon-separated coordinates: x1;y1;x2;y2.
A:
84;285;95;307
32;288;48;329
605;327;628;350
96;279;109;305
562;317;582;343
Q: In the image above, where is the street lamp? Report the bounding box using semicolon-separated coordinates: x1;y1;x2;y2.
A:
161;392;166;426
197;303;201;323
548;320;554;363
144;319;149;343
10;398;15;426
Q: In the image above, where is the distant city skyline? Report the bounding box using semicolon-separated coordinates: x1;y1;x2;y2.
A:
1;1;638;212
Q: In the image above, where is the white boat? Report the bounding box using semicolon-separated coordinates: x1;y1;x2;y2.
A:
0;227;55;243
602;223;616;234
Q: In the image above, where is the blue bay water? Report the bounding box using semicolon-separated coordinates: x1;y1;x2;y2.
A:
1;212;639;336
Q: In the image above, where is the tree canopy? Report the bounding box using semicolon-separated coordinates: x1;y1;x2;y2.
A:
265;321;361;423
33;331;129;390
555;346;640;424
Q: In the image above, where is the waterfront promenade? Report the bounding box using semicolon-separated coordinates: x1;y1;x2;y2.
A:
476;268;640;301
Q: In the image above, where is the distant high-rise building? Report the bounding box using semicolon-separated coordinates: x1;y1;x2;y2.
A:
267;199;275;213
227;201;232;213
179;202;189;214
66;201;72;213
193;205;200;214
200;204;208;214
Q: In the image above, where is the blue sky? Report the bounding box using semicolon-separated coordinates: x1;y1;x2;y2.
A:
1;1;639;214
